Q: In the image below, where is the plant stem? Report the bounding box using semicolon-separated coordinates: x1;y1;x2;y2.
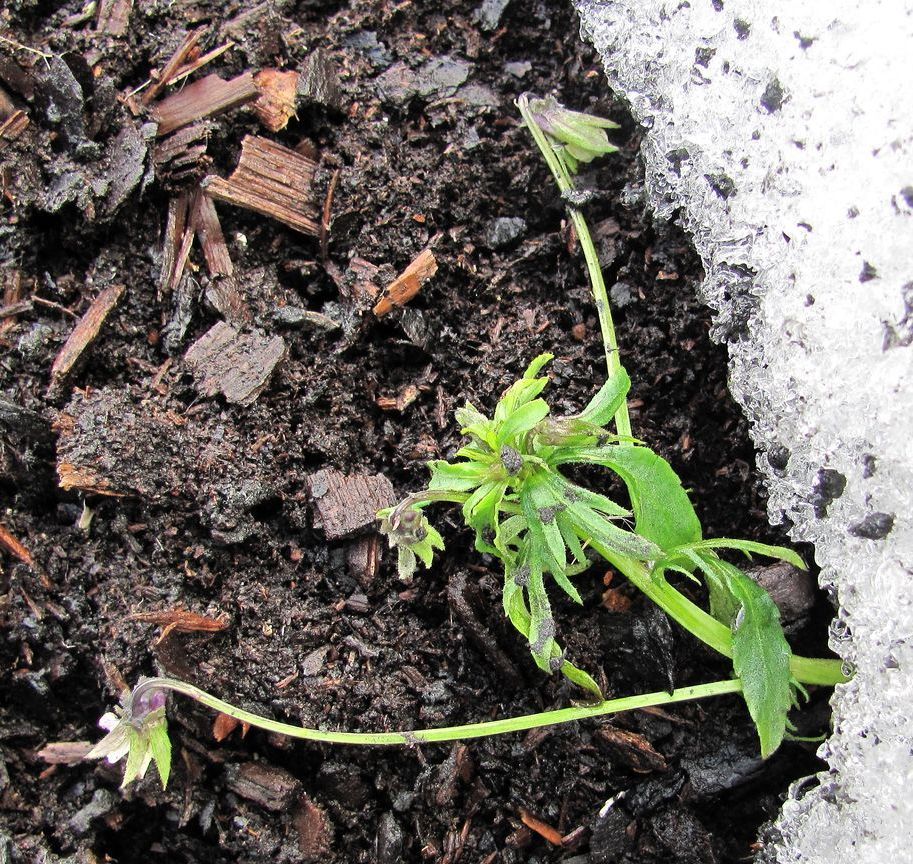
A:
517;95;632;439
591;542;847;687
133;676;744;745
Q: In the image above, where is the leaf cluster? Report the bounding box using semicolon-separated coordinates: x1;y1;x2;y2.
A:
383;355;805;755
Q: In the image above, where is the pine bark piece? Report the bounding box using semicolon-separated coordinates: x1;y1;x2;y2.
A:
372;248;438;317
204;276;252;327
307;468;395;540
184;321;286;406
202;135;320;236
95;0;133;35
151;72;258;136
48;284;125;394
253;69;299;132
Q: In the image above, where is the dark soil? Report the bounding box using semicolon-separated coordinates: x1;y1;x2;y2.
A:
0;2;834;863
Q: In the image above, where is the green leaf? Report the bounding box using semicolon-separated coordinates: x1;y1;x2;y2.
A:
523;353;554;379
579;368;631;427
148;720;172;788
566;499;661;561
555;445;701;552
520;478;566;575
428;460;489;492
121;727;148;788
692;553;794;757
556;511;587;566
559;659;603;700
670;538;806;571
546;474;630;519
496;399;550;445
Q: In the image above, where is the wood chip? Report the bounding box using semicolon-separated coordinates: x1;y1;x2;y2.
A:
0;110;29;148
346;534;381;587
36;741;93;765
202;135;319;236
153;123;211;188
252;68;299;132
376;383;419;412
373;248;438;317
205;276;252;327
48;284;125;395
212;712;249;742
190;189;233;276
184;321;287;406
0;523;33;566
306;468;395;540
159;192;191;296
95;0;133;35
141;28;205;106
129;607;230;643
152;72;258;136
519;809;563;846
595;726;668;773
225;762;301;812
0;268;25;336
294;796;333;861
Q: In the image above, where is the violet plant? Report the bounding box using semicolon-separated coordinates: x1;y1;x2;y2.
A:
86;95;845;788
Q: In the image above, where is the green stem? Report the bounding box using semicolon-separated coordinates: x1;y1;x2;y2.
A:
133;676;744;745
517;95;632;439
591;543;847;687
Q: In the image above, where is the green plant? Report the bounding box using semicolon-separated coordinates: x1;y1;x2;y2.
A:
86;95;845;788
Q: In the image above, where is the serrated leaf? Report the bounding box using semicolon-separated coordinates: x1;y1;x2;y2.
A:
579;368;631;427
148;721;172;788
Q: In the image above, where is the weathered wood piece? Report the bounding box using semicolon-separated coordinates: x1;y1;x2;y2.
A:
184;321;286;405
95;0;133;35
202;135;319;235
190;189;233;276
224;762;301;812
306;468;395;540
159;192;191;297
48;284;125;394
152;72;258;136
153;123;211;187
141;28;204;106
0;523;33;566
0;109;28;148
373;248;438;316
252;69;299;132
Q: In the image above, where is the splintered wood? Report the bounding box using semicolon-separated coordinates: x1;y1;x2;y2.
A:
152;72;258;136
202;135;319;235
48;284;125;395
184;321;286;405
373;248;438;316
253;69;299;132
306;469;395;540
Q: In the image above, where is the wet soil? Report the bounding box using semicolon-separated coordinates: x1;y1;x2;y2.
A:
0;2;833;862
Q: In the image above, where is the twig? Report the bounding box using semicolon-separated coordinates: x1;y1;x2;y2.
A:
0;34;53;61
320;167;341;262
